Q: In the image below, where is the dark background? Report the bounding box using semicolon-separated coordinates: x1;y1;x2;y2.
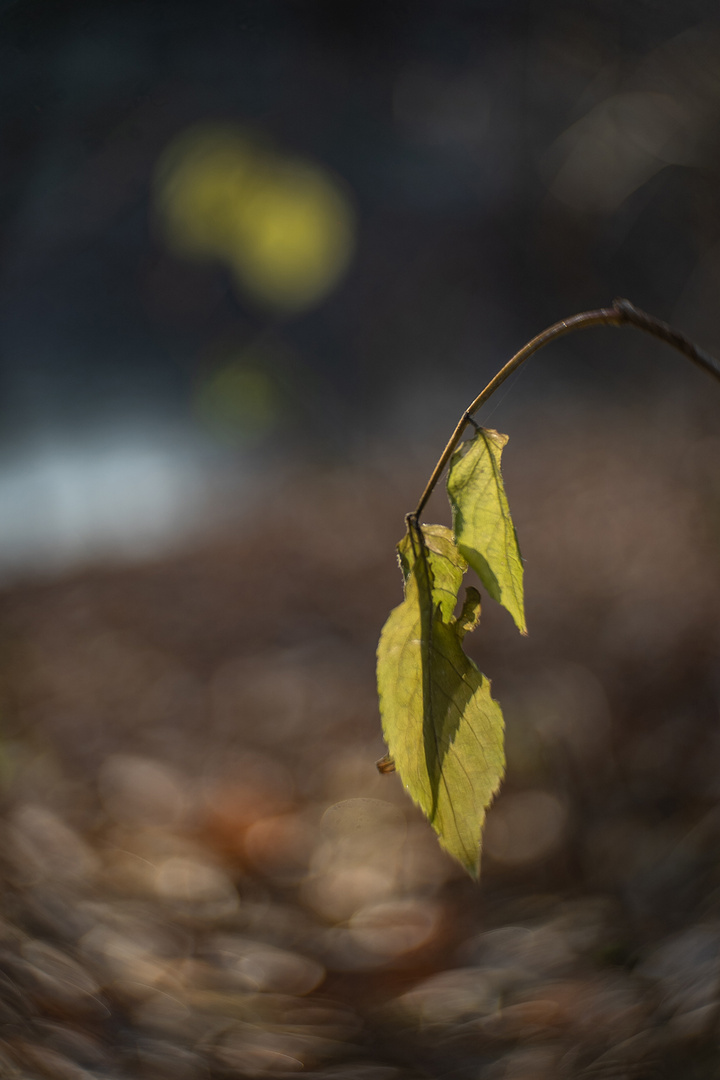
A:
3;5;720;1079
4;1;720;466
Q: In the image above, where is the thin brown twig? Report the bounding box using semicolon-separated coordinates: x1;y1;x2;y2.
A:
412;298;720;520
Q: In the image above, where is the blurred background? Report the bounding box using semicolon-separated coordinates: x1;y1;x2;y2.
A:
4;1;720;1076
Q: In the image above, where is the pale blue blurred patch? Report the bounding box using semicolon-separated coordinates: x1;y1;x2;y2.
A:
0;426;229;579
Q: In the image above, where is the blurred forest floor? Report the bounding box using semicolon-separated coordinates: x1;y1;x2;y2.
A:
2;401;720;1078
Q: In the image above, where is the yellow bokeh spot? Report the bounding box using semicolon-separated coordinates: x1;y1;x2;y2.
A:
155;127;259;258
233;163;353;309
154;125;355;312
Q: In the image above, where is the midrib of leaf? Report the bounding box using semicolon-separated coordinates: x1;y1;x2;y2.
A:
483;430;523;623
407;522;450;822
376;521;505;876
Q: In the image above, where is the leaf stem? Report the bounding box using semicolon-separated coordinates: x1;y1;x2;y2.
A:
413;298;720;519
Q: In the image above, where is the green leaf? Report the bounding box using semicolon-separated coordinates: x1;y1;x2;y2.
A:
377;522;505;876
397;522;465;620
447;427;527;635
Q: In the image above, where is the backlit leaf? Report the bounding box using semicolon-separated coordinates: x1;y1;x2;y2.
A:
447;428;526;634
376;522;505;876
397;522;464;620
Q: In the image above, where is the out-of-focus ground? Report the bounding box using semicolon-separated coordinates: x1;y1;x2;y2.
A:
2;398;720;1078
7;2;720;1076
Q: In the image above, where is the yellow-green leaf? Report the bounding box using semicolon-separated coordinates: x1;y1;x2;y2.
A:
447;428;527;634
397;522;465;619
377;522;505;876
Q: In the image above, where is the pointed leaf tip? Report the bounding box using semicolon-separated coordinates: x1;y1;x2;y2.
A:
447;427;527;635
